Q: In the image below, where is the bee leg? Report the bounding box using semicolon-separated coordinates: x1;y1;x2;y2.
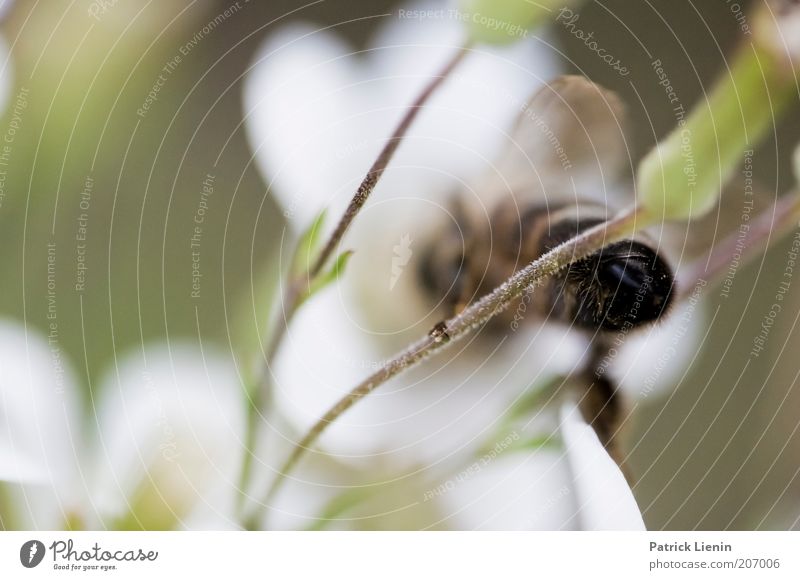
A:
452;267;482;316
446;194;476;317
578;339;634;485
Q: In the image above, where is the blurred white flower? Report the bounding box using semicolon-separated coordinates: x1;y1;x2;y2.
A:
0;324;245;530
439;401;645;530
87;345;245;530
0;321;83;528
244;0;567;461
242;1;669;529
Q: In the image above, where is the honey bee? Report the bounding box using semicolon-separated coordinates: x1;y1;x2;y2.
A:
418;76;675;335
420;200;675;333
416;76;676;471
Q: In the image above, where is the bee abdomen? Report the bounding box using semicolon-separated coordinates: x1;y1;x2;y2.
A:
489;201;674;332
418;200;674;334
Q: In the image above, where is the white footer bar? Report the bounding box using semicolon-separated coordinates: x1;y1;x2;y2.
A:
1;531;797;578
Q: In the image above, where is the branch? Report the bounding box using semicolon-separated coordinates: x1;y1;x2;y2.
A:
679;191;800;297
249;208;648;522
238;43;472;518
309;42;472;278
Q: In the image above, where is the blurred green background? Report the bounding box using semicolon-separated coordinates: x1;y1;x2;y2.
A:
3;0;800;529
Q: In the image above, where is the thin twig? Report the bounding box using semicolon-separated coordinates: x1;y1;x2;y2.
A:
237;278;302;512
251;208;648;520
238;43;473;521
309;42;473;278
679;191;800;297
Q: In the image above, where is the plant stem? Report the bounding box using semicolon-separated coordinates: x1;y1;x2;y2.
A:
252;208;648;519
236;279;302;515
238;43;472;524
309;42;472;278
679;191;800;296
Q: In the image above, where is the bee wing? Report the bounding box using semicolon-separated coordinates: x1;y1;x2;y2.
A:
478;75;630;209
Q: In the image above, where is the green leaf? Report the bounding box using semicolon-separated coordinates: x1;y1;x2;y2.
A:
638;17;795;221
474;429;561;459
508;434;562;453
308;487;375;531
459;0;582;45
290;209;327;278
506;375;561;422
298;249;354;305
228;262;278;392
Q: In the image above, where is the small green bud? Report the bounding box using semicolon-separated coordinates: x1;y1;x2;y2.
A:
290;209;326;278
638;40;794;221
459;0;580;45
298;249;354;306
